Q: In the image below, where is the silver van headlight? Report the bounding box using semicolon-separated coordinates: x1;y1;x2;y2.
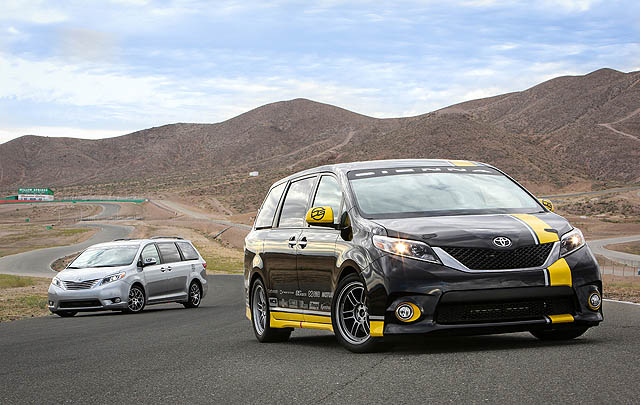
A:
102;272;126;285
560;228;585;257
51;277;65;289
373;235;441;264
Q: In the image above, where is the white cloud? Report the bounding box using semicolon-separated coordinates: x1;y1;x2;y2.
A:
0;0;68;24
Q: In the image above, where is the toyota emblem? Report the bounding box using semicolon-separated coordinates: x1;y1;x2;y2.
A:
493;236;512;248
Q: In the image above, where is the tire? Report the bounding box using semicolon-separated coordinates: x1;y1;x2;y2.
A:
123;284;146;314
332;274;383;353
183;281;202;308
250;278;291;343
530;326;589;341
56;311;77;317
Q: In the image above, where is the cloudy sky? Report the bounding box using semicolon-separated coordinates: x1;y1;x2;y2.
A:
1;0;639;144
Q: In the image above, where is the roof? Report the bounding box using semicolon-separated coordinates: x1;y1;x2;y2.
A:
274;159;492;185
89;238;191;248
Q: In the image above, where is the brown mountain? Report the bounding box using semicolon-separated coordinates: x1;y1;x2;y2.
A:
1;68;639;212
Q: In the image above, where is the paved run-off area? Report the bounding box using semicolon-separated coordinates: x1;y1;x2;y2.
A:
0;275;638;404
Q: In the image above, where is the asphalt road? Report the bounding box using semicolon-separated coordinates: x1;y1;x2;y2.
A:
1;274;638;404
154;199;252;230
84;202;122;220
589;235;640;265
0;222;133;278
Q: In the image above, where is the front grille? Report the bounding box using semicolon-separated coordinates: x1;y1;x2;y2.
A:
441;243;554;270
62;279;100;290
59;299;102;309
436;296;575;324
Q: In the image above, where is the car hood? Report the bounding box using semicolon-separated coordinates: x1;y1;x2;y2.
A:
57;266;130;281
373;212;572;249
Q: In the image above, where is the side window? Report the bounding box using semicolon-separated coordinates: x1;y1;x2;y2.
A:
177;242;199;261
157;242;181;263
255;183;286;229
141;244;160;264
312;176;343;224
278;177;316;228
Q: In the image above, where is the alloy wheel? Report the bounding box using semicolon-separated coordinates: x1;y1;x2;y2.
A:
190;283;201;306
128;286;145;312
252;283;267;335
336;281;370;345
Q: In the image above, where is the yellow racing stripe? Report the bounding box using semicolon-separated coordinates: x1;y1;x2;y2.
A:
245;306;251;321
548;314;574;323
370;321;384;337
511;213;559;244
450;160;476;166
547;258;572;286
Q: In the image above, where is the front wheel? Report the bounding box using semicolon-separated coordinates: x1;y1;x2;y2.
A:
183;281;202;308
123;285;146;314
530;326;589;341
332;274;383;353
251;278;291;343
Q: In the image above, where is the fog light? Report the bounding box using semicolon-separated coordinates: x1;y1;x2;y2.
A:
48;301;54;306
395;302;421;322
588;291;601;311
114;298;121;303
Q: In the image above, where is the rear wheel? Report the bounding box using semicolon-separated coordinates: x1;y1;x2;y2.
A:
123;285;146;314
251;278;291;343
530;326;589;341
183;281;202;308
332;274;383;353
56;311;77;317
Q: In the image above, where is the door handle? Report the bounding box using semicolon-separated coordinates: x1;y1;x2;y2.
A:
288;235;297;248
167;266;172;271
298;237;307;248
160;267;166;272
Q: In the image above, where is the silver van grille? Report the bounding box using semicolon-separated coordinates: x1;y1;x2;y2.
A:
63;279;100;290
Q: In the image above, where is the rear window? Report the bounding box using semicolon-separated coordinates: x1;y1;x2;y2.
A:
255;183;286;229
157;242;181;263
177;242;199;261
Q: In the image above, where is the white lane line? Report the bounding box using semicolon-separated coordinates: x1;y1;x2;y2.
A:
604;298;640;306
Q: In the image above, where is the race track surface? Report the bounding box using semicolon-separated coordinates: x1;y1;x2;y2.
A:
0;223;133;278
1;275;638;404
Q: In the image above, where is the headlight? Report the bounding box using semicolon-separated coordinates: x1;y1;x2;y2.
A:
560;228;585;257
101;272;126;285
373;235;441;264
51;277;65;289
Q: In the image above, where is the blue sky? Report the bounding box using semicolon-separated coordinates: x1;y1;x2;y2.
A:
1;0;639;143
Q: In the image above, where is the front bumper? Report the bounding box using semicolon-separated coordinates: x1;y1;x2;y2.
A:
364;245;603;336
48;280;131;313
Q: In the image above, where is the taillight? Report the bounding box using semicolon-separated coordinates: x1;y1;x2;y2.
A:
203;262;207;268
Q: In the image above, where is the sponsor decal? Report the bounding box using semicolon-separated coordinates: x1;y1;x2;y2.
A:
299;300;307;309
279;298;288;308
268;297;278;307
320;303;331;311
280;290;295;296
309;301;319;310
295;290;306;297
321;291;333;298
310;207;326;221
308;290;321;298
267;289;278;294
289;299;298;308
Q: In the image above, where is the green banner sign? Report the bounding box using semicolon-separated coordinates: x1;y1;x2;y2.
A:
18;188;54;195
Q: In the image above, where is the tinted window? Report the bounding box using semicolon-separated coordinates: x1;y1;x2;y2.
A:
278;177;316;228
255;183;285;229
312;176;342;224
141;244;160;264
157;242;181;263
177;242;199;261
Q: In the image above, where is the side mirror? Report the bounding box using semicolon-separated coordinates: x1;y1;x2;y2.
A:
539;198;554;212
305;206;335;227
143;257;157;266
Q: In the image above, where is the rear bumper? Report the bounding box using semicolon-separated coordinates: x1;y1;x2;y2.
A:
48;281;130;312
364;245;603;336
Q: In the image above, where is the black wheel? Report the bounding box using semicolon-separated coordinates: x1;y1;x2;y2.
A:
56;311;77;317
251;278;291;343
183;281;202;308
332;274;383;353
530;326;589;341
123;285;146;314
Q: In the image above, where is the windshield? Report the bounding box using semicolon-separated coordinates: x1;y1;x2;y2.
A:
348;166;542;218
68;246;139;268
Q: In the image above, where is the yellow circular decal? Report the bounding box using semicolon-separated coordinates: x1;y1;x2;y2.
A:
311;207;326;221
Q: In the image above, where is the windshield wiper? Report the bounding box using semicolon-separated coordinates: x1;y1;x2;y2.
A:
66;266;80;269
92;264;125;267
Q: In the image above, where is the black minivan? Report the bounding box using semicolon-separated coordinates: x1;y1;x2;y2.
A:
244;159;603;352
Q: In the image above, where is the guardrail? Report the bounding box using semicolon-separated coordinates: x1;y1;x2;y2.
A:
597;256;640;277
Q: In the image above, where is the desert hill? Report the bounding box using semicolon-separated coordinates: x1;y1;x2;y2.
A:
1;68;638;213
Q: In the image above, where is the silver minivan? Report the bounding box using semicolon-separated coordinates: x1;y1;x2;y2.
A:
48;237;208;317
